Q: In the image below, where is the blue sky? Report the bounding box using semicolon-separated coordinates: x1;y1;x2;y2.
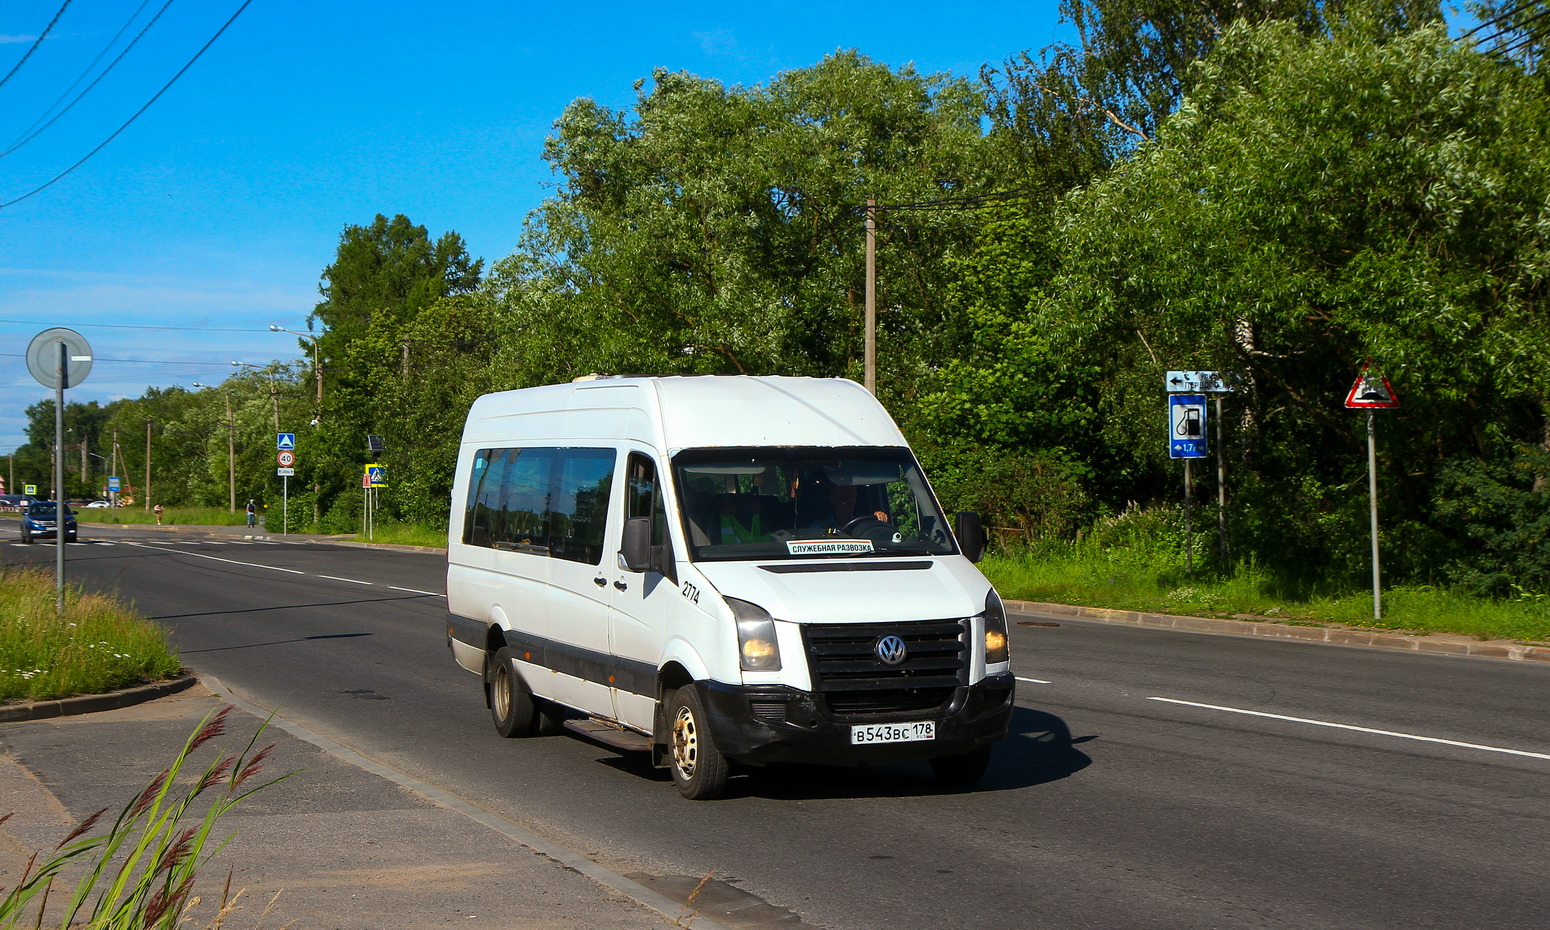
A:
0;1;1075;455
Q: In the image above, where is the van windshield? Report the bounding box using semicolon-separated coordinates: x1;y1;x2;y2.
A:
672;447;959;561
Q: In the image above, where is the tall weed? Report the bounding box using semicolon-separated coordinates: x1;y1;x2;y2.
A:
0;707;291;929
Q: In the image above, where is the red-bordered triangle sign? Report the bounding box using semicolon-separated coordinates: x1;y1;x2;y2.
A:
1345;363;1399;409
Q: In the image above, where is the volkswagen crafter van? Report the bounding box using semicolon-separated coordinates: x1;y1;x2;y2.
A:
446;376;1014;799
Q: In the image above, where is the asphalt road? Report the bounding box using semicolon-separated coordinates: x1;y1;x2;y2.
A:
13;526;1550;930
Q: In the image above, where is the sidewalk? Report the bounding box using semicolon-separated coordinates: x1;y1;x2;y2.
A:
0;684;706;930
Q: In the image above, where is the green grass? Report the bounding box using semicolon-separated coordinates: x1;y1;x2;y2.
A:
981;546;1550;645
349;521;447;548
0;569;182;703
73;506;248;527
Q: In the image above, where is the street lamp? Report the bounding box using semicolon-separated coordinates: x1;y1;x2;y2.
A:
192;382;236;513
268;325;322;423
232;361;281;432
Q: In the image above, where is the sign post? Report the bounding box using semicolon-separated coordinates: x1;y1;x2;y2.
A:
1167;373;1241;562
277;434;296;535
1345;362;1400;619
364;464;387;541
27;328;92;611
1168;394;1208;571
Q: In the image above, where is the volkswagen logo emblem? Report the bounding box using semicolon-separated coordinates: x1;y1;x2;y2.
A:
874;634;908;666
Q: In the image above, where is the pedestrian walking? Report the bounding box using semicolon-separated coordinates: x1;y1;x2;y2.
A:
153;503;163;525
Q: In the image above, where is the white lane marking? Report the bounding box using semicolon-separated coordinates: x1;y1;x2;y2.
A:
1149;697;1550;762
124;540;433;593
319;574;374;586
126;542;305;574
1016;676;1052;685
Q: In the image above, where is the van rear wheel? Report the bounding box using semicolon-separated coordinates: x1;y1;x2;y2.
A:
489;647;542;738
668;687;729;800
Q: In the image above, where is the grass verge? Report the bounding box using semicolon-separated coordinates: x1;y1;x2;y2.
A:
349;522;447;548
981;546;1550;644
73;507;248;527
0;569;182;704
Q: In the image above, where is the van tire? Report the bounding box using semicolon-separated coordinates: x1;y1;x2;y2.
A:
489;647;542;738
668;687;729;800
929;745;992;787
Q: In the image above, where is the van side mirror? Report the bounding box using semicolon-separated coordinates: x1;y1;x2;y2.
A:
955;511;986;563
622;517;652;572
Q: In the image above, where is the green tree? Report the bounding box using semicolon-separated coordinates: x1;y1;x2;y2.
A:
302;214;484;527
1044;19;1550;580
508;52;1005;394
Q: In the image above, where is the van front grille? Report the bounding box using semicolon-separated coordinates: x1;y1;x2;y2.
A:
802;619;966;720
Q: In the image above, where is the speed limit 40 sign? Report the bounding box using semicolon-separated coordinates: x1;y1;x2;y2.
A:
277;450;296;468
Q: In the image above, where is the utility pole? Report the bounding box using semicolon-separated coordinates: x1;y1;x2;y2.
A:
864;198;877;395
145;420;152;511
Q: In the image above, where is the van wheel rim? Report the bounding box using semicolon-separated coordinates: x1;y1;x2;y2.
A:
672;706;698;779
492;664;511;721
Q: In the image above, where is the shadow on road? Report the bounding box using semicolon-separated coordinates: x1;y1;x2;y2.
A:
592;705;1092;800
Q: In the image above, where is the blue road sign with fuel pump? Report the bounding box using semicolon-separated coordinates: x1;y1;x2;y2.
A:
1168;394;1208;458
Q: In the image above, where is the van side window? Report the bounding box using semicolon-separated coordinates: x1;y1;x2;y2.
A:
550;450;614;564
626;453;665;546
463;447;615;565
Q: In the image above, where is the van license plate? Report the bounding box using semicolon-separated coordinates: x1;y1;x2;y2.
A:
850;721;935;744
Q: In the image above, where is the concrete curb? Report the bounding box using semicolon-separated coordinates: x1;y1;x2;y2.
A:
0;674;198;723
1009;600;1550;664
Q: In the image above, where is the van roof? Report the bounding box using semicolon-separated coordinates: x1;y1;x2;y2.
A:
461;376;907;452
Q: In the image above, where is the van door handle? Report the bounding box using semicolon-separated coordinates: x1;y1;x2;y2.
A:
613;580;629;591
593;576;607;587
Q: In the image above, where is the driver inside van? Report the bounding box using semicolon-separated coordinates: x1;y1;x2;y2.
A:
807;481;888;531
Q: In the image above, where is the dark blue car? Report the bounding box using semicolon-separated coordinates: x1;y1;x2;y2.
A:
21;501;78;544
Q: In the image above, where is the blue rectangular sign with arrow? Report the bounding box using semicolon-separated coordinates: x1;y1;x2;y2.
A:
1168;394;1208;458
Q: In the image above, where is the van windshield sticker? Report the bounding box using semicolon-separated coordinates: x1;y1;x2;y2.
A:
785;539;876;556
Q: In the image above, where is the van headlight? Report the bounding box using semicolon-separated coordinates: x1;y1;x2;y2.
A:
984;590;1010;665
728;598;782;672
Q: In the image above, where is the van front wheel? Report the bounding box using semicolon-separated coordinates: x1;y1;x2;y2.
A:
489;647;541;738
668;687;729;800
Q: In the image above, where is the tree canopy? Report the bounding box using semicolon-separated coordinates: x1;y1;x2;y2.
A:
48;2;1550;592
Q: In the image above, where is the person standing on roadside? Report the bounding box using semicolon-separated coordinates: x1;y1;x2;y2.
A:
246;499;257;528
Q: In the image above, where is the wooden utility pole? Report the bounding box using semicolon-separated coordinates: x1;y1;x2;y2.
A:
145;420;152;511
864;198;877;395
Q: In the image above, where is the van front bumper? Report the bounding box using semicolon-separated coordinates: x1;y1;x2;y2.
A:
696;672;1015;766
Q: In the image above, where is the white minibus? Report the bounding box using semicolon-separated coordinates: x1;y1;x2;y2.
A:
445;375;1014;799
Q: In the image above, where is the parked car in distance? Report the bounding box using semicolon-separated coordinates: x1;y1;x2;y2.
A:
21;501;78;544
84;500;110;508
0;494;34;512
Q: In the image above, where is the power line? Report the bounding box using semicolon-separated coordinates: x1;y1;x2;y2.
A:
0;318;269;333
0;0;253;210
0;0;75;92
0;352;236;367
3;0;175;159
1465;2;1550;49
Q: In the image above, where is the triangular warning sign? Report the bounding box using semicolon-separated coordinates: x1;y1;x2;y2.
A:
1344;364;1399;409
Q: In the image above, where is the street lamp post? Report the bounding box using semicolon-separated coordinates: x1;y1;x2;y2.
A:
192;382;236;513
268;325;322;421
